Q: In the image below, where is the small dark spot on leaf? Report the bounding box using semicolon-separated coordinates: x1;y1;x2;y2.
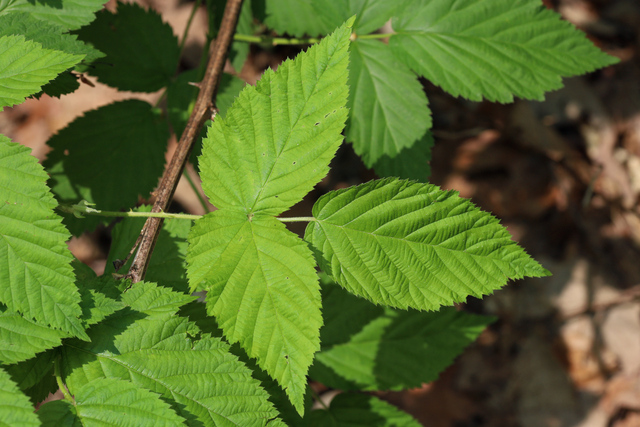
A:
315;122;320;126
292;161;296;165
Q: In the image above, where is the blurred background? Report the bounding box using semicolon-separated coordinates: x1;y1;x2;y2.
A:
1;0;639;425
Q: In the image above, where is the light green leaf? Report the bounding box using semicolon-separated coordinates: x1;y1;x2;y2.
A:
44;100;169;236
305;178;550;311
5;0;107;31
104;206;191;294
0;367;39;426
0;137;86;339
38;377;186;426
347;39;431;166
120;281;196;316
263;0;328;37
310;283;494;390
0;12;103;67
187;211;321;414
371;131;433;182
198;19;351;216
76;3;180;92
389;0;619;102
0;307;68;364
304;393;420;427
0;34;83;110
77;276;124;327
312;0;398;35
62;310;278;426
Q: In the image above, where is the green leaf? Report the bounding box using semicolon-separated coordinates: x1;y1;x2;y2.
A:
0;12;103;66
304;393;420;427
305;178;550;311
5;350;58;405
312;0;398;35
347;39;431;167
44;100;169;235
0;307;69;364
263;0;329;37
76;3;179;92
62;309;278;426
38;377;186;426
120;281;196;316
0;137;86;339
310;283;494;390
0;34;83;110
371;131;433;182
389;0;619;102
104;206;192;294
77;276;125;327
187;211;321;414
2;0;107;31
0;367;39;426
38;72;80;98
198;19;351;215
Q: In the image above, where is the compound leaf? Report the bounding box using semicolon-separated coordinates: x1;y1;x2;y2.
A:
310;283;494;390
305;178;550;311
76;3;180;92
3;0;107;31
0;137;86;340
347;39;431;167
198;18;351;216
187;211;321;414
0;367;39;427
44;100;169;235
304;393;420;427
389;0;619;102
62;304;278;426
38;377;186;426
0;34;82;110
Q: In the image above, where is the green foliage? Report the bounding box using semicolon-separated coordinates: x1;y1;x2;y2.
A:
44;100;169;235
389;0;620;102
76;3;180;92
0;137;86;340
0;0;618;425
0;35;83;110
0;367;39;426
38;377;185;426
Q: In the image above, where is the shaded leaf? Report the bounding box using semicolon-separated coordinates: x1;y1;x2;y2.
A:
311;283;494;390
371;131;433;182
5;349;57;405
389;0;619;102
304;393;420;427
305;178;550;311
263;0;328;37
44;100;169;235
76;3;179;92
312;0;398;35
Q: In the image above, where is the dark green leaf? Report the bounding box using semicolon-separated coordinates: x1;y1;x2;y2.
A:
76;3;179;92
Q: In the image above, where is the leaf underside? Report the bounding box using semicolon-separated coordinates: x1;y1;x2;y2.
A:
305;178;550;311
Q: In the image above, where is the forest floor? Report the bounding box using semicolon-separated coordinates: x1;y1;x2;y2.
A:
1;0;639;426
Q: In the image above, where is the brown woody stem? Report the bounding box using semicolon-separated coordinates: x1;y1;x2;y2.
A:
124;0;244;283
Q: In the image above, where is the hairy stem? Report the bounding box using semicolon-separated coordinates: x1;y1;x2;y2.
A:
125;0;245;282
